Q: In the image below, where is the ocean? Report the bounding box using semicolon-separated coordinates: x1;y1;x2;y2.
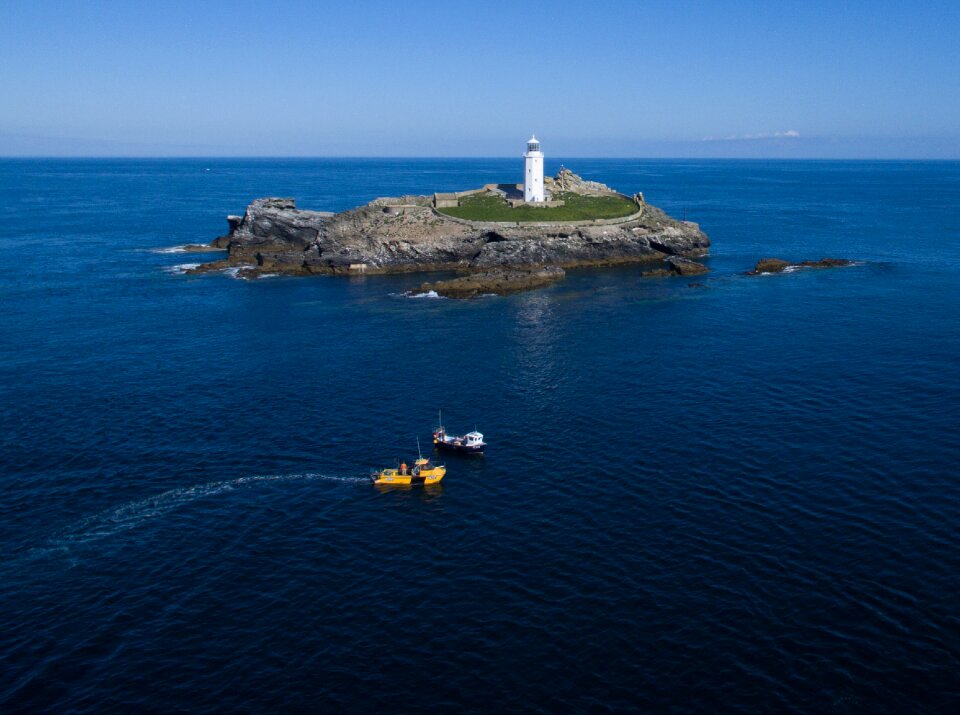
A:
1;158;958;713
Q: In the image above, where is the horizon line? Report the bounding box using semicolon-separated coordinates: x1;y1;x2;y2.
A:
2;155;959;162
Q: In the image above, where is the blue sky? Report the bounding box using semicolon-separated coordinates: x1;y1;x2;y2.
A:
2;0;959;158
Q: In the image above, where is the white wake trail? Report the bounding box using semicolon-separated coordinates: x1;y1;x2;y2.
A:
53;472;367;546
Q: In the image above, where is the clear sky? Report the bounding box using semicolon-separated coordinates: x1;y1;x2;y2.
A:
2;0;959;158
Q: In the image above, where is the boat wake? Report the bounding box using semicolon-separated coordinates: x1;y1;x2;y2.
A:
51;472;367;547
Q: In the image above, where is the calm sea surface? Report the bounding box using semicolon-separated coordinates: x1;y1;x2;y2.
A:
1;158;958;713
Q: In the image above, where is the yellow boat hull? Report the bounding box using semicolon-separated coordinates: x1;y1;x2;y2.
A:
372;465;445;486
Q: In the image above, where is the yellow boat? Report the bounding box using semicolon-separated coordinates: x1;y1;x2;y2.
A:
372;457;446;486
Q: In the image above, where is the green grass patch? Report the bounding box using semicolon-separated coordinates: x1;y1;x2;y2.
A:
438;191;637;222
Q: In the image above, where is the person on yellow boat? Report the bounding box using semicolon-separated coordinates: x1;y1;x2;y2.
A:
400;462;408;475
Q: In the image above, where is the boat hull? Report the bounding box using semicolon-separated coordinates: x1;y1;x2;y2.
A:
371;465;445;486
434;440;485;454
433;428;486;454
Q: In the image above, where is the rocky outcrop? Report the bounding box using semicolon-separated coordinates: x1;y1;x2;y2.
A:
180;244;224;253
210;198;334;258
414;267;566;299
748;257;853;275
642;256;710;278
189;171;710;289
749;258;791;274
666;256;709;276
545;168;619;196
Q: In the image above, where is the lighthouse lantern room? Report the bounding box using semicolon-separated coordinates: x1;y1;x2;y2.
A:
523;135;545;203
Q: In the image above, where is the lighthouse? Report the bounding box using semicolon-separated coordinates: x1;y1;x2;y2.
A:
523;134;545;203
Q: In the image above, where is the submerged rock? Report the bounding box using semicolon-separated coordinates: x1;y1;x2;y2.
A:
797;258;853;269
750;258;792;274
748;257;853;275
414;267;566;299
642;256;709;278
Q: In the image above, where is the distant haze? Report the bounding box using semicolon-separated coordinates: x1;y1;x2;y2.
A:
2;0;959;158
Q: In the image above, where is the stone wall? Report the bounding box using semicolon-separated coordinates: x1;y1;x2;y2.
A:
432;178;648;226
381;204;430;216
456;188;486;199
432;205;648;229
507;199;567;208
433;192;459;208
432;187;488;208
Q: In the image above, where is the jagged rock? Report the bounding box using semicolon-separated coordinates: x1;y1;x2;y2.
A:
256;251;309;272
750;258;791;274
666;256;709;276
546;168;619;195
213;198;333;257
415;267;565;299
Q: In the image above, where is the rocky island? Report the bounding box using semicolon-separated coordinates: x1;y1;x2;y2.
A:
188;152;710;297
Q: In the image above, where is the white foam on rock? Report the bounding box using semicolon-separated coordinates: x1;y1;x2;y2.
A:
407;290;441;299
152;244;223;254
163;263;200;275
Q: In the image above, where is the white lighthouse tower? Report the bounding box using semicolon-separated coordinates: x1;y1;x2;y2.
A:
523;134;545;203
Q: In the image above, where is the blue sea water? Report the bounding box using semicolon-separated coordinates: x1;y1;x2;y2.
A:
1;158;958;713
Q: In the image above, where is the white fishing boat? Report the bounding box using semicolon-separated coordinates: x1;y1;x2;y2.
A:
432;411;486;454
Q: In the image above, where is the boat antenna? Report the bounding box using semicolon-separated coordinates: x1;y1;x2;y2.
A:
417;436;423;460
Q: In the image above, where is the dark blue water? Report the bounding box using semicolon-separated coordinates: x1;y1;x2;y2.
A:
1;158;959;713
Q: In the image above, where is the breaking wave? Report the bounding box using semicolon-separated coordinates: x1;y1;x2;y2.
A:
405;290;442;299
162;263;200;274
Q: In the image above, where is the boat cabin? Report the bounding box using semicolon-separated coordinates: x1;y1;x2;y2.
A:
463;431;484;447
